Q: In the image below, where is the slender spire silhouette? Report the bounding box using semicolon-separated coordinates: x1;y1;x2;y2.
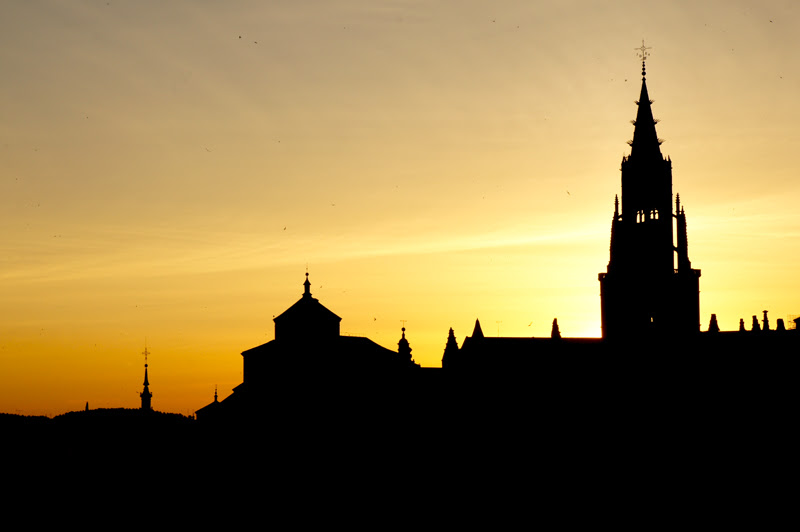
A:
140;346;152;411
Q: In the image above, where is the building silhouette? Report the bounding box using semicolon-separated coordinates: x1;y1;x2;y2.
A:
438;58;798;374
196;273;419;422
198;57;799;426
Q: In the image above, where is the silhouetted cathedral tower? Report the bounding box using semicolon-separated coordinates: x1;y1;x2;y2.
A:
598;45;701;341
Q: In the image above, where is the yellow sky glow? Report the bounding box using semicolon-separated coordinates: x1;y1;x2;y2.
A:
2;1;800;416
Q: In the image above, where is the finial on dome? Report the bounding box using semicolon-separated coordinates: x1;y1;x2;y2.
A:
635;40;652;79
303;271;311;297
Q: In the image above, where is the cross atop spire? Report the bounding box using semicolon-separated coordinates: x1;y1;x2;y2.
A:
635;40;652;79
142;345;150;386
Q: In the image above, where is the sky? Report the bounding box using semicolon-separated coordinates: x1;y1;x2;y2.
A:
2;0;800;416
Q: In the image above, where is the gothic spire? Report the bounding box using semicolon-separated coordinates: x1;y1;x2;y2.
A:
629;79;663;160
629;41;663;160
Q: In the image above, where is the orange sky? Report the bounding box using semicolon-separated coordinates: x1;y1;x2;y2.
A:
2;1;800;416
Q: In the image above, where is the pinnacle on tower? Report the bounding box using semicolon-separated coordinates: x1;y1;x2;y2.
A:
708;314;720;333
551;318;561;339
442;327;459;369
472;319;484;339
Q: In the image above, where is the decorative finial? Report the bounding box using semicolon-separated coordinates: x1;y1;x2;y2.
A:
303;271;311;297
635;40;652;79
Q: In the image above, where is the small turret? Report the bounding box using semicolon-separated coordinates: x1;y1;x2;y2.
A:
398;326;413;362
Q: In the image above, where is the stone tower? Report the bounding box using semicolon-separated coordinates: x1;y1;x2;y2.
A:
598;48;701;341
